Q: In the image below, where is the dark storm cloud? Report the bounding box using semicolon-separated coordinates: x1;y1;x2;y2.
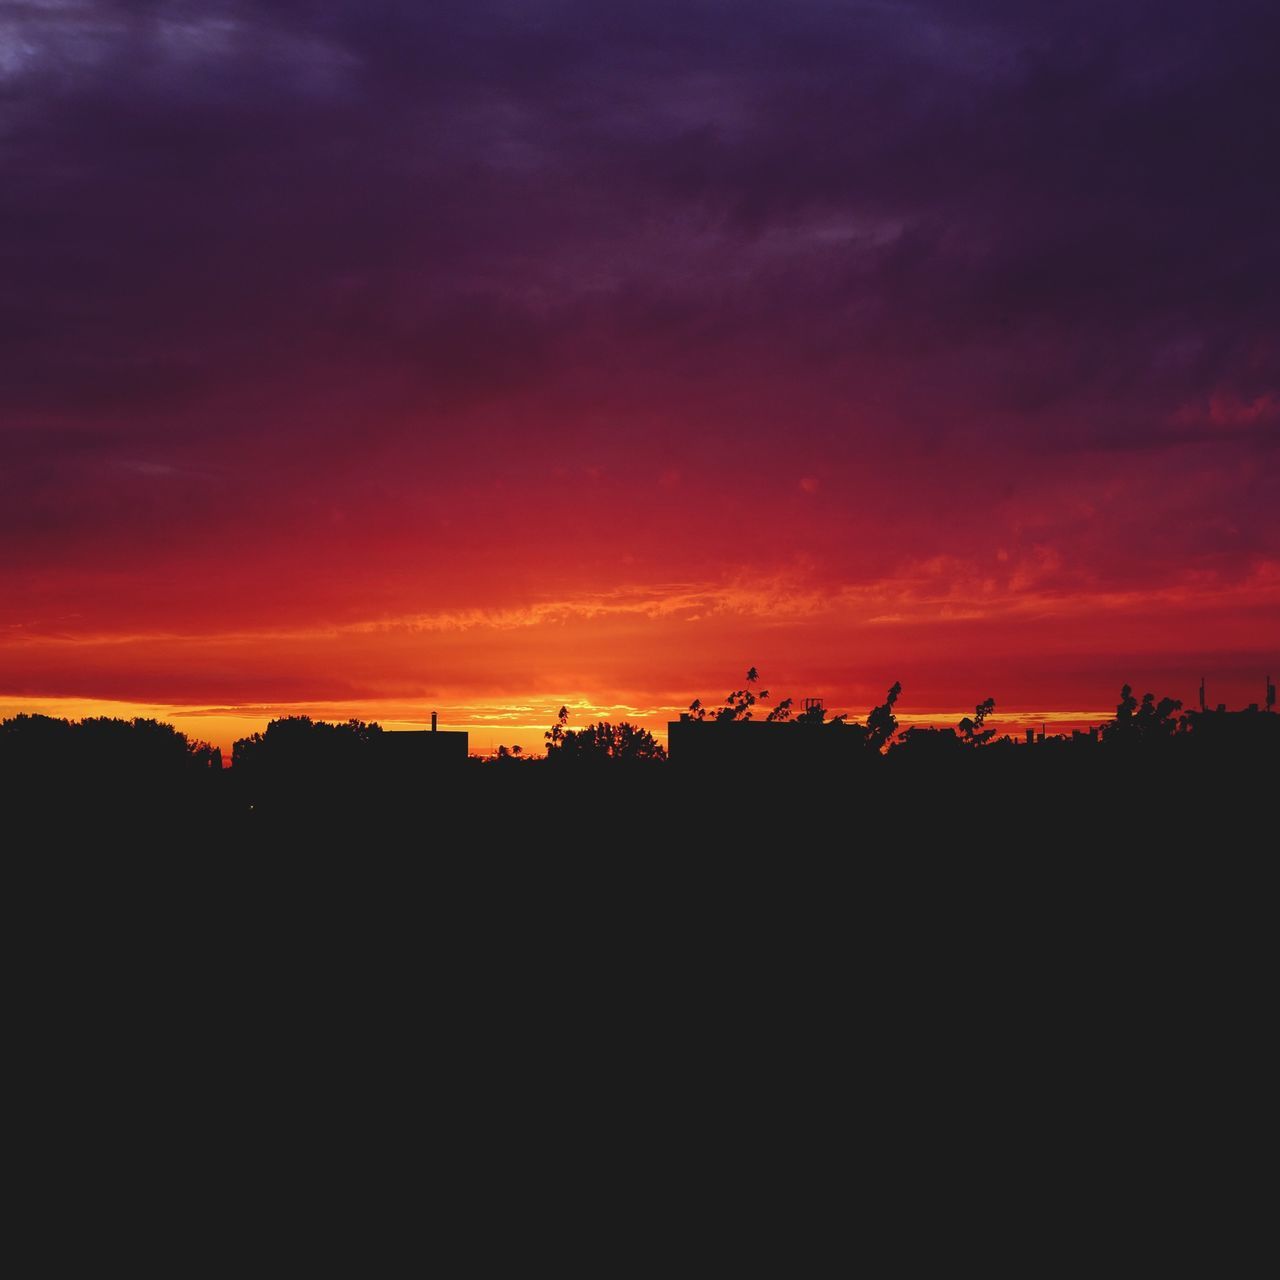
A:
2;0;1278;568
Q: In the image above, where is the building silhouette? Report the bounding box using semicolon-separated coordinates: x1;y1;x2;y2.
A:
667;715;860;772
377;712;468;771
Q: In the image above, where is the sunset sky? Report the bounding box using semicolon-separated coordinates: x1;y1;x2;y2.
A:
3;0;1278;754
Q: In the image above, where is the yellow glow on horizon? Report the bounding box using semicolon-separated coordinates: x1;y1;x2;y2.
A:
1;694;1119;759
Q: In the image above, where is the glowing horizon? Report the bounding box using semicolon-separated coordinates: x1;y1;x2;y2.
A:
0;694;1142;759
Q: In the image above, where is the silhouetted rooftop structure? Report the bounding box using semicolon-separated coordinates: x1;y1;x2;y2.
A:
667;715;861;772
376;715;468;769
1181;704;1280;750
892;726;962;758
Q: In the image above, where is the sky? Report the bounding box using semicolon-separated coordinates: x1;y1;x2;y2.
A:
2;0;1278;754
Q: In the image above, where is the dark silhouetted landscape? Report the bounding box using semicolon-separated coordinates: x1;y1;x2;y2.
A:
5;668;1274;851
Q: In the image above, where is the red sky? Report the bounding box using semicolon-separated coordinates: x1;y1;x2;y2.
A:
2;1;1277;754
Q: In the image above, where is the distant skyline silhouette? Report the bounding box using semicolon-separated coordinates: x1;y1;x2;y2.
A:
3;667;1275;762
5;671;1274;850
3;671;1278;759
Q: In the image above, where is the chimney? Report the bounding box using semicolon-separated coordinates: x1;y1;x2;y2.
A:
1025;728;1034;745
431;712;438;733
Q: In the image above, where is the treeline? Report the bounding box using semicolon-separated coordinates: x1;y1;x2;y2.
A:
232;716;383;772
2;674;1274;777
2;675;1274;846
0;713;223;822
0;713;221;775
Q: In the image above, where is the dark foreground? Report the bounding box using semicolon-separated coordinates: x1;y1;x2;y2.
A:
4;737;1273;851
6;742;1270;1257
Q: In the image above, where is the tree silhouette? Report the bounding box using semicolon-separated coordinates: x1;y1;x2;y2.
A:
713;666;769;721
1104;684;1182;742
545;705;569;749
958;697;996;746
545;716;666;763
865;681;902;752
231;715;383;779
1115;684;1140;725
